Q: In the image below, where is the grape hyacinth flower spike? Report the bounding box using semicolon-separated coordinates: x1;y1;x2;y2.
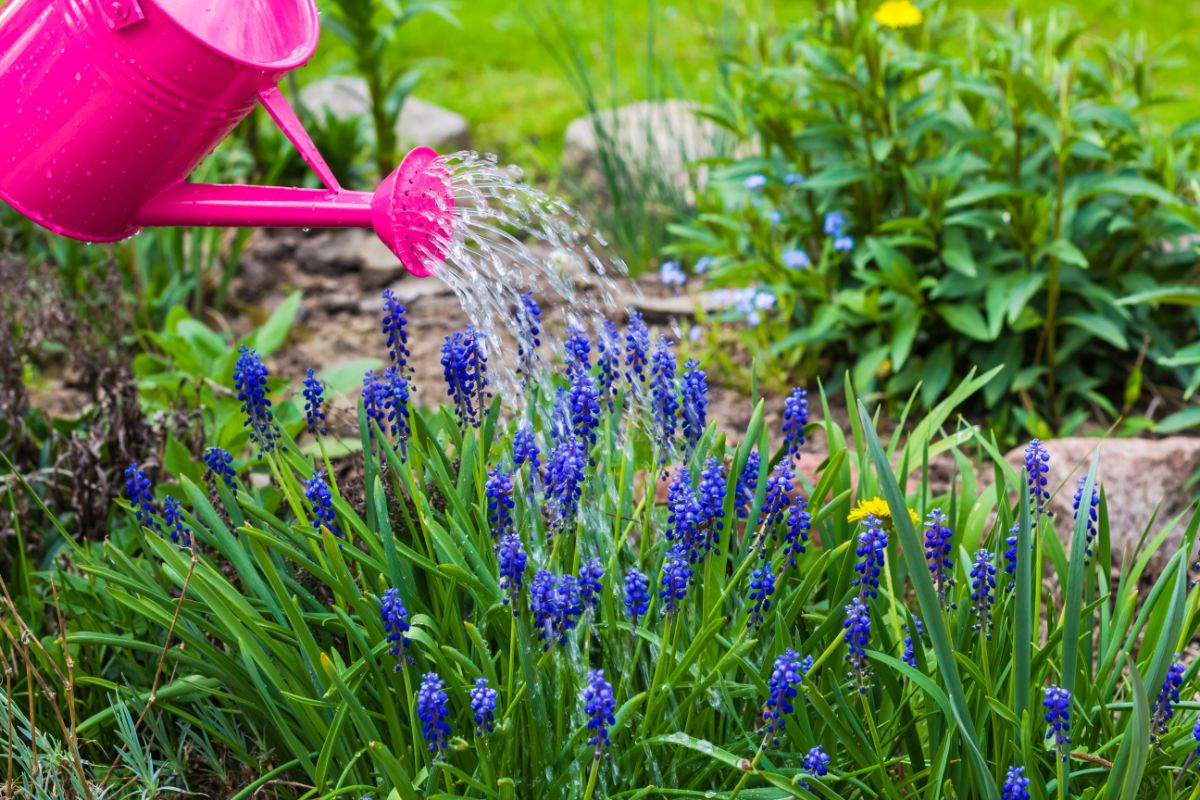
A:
496;533;526;611
302;368;326;436
760;648;806;745
650;334;679;447
123;462;159;531
469;678;498;736
1001;766;1030;800
696;457;726;551
747;562;775;628
578;557;604;612
544;434;586;533
1024;439;1052;521
852;515;887;600
843;597;872;693
233;345;281;455
680;358;708;452
968;549;995;639
304;470;341;540
512;423;542;479
735;450;760;519
1151;656;1187;745
596;319;622;408
567;368;601;447
624;311;650;384
582;669;616;758
485;467;514;537
417;672;451;755
380;588;411;666
202;447;236;489
902;616;924;667
161;495;192;549
800;746;830;789
623;567;650;631
563;324;591;379
516;291;542;380
659;544;692;616
923;509;954;607
1044;685;1071;761
380;288;411;375
782;387;808;460
1073;474;1100;560
1004;522;1020;592
441;326;489;428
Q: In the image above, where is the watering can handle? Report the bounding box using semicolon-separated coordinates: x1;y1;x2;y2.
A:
257;85;343;193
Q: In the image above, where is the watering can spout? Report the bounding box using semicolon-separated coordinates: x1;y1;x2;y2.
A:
133;147;454;279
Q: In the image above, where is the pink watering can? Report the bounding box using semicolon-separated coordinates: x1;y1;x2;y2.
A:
0;0;454;277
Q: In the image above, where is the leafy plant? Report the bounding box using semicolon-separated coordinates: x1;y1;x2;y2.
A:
15;298;1200;798
671;0;1200;436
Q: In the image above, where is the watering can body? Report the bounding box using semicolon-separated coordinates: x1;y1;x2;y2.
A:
0;0;452;276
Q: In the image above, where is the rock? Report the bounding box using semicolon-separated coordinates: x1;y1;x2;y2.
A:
562;100;736;199
299;76;470;152
1003;437;1200;569
295;229;369;274
358;235;405;278
621;290;725;322
395;97;470;153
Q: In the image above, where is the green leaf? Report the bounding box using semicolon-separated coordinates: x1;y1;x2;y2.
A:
1061;314;1129;350
940;227;977;277
1156;407;1200;434
251;290;302;355
1042;238;1089;268
937;304;993;341
1116;286;1200;307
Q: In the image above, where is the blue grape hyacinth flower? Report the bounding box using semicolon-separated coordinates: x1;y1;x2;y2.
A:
485;467;514;538
1073;474;1100;559
304;470;341;540
1152;655;1187;745
417;672;451;755
680;358;708;451
659;544;692;616
161;495;191;549
735;450;760;519
496;533;527;611
582;669;616;758
123;462;159;531
381;588;411;665
302;368;326;436
512;423;542;478
203;447;236;489
650;335;679;445
800;745;830;789
563;325;591;378
747;562;775;629
1024;439;1052;521
233;345;281;455
545;434;586;533
782;499;811;566
441;326;489;428
624;311;650;384
516;291;542;379
568;369;601;446
667;469;704;562
761;648;805;745
696;457;726;550
623;567;650;628
469;678;498;736
1004;522;1020;592
578;557;604;612
924;509;954;607
782;387;808;459
381;288;410;375
1002;766;1030;800
1044;685;1071;760
843;597;872;693
759;459;795;534
852;515;888;600
969;549;996;639
596;319;622;408
902;615;923;668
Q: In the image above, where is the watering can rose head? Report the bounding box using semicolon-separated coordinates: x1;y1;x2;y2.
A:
0;0;454;278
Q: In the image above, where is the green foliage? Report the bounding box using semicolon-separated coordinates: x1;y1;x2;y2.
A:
9;333;1200;796
671;0;1200;435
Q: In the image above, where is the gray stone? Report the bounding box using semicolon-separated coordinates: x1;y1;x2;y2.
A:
562;100;736;199
395;97;470;153
299;76;470;152
358;235;404;276
1003;437;1200;570
295;229;369;274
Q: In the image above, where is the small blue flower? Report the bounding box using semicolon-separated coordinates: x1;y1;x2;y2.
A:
233;345;281;455
582;669;616;757
381;288;410;375
624;312;650;384
545;435;587;533
1001;766;1030;800
747;562;775;628
1043;685;1071;760
1193;715;1200;755
843;597;872;693
381;366;411;448
161;495;191;548
667;470;705;562
1004;522;1020;592
782;387;808;459
578;557;604;611
823;211;846;236
417;672;451;754
441;327;490;428
485;468;514;537
833;235;854;252
735;451;761;519
304;470;341;539
696;457;726;549
761;648;805;745
1073;474;1100;559
302;368;326;436
1024;439;1052;521
361;369;388;437
782;249;810;269
659;544;692;616
768;210;783;224
924;509;955;607
623;567;650;626
969;549;996;639
902;615;924;667
784;173;806;186
202;447;236;489
852;515;887;600
650;335;679;446
694;256;716;273
517;291;542;379
1152;656;1187;745
568;369;602;447
800;745;830;789
381;588;411;664
564;325;592;379
660;261;687;288
123;462;159;531
513;423;542;477
744;174;767;190
783;499;811;566
596;319;622;408
530;570;583;649
760;459;795;532
496;533;527;611
470;678;498;736
680;359;709;452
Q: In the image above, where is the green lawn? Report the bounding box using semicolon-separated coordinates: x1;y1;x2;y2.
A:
305;0;1200;166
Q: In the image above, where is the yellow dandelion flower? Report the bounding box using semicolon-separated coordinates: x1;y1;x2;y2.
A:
847;496;920;527
874;0;923;29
